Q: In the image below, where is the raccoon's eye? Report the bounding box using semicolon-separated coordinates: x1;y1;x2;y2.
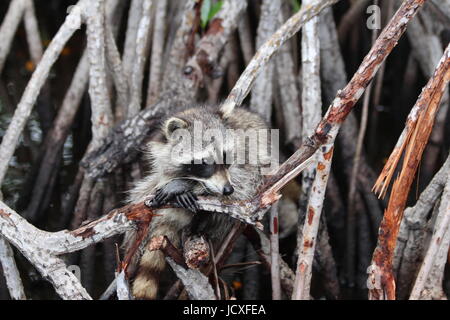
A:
185;159;198;172
183;159;214;178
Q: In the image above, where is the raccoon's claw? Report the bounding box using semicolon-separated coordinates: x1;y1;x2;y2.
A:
149;188;199;213
149;188;170;207
148;179;199;211
175;192;199;213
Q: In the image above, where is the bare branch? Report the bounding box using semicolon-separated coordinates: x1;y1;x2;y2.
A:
369;42;450;300
274;8;302;148
23;0;43;65
99;278;117;300
122;0;142;80
160;0;197;96
0;0;28;74
394;152;450;296
166;258;216;300
410;171;450;300
128;0;153;117
82;0;247;179
261;0;426;203
269;203;281;300
0;0;86;186
244;226;295;297
84;0;113;144
221;0;340;116
105;17;129;120
116;270;132;300
292;0;324;300
292;145;333;300
146;0;168;106
26;0;121;222
0;201;93;299
405;1;449;182
0;237;26;300
249;0;280;122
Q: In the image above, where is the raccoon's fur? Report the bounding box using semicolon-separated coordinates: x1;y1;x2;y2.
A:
124;104;271;299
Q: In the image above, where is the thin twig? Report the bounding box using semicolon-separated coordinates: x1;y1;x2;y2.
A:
269;203;281;300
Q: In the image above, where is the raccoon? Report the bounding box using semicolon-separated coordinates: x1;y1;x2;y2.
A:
124;104;271;299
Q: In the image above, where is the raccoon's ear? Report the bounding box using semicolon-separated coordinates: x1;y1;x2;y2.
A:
164;117;188;138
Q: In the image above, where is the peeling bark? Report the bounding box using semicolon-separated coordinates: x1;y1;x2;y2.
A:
370;42;450;300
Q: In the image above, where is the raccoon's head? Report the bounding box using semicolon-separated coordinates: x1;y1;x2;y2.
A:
159;108;235;196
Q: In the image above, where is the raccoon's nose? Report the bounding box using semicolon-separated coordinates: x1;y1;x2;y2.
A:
223;184;234;196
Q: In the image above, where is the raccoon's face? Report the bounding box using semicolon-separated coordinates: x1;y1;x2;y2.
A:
163;116;235;196
180;158;234;196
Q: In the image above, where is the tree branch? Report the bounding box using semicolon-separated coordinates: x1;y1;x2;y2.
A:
0;0;86;186
410;169;450;299
0;237;25;300
369;42;450;300
220;0;340;116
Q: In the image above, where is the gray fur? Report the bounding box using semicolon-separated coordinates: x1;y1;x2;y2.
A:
124;104;271;299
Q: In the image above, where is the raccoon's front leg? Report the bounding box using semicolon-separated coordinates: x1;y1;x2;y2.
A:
148;179;199;213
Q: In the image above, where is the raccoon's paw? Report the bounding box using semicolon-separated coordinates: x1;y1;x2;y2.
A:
149;180;199;213
150;188;171;207
174;192;199;213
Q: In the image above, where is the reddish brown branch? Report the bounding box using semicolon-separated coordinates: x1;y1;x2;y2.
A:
260;0;426;201
369;43;450;300
148;236;187;267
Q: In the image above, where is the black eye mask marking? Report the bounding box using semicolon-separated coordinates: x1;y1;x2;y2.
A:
182;160;216;178
222;151;233;167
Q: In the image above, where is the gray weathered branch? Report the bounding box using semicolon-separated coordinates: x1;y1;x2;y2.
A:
0;0;87;186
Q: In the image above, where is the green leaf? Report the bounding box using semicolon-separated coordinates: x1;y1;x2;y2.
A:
208;1;223;22
201;0;211;30
291;0;301;13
